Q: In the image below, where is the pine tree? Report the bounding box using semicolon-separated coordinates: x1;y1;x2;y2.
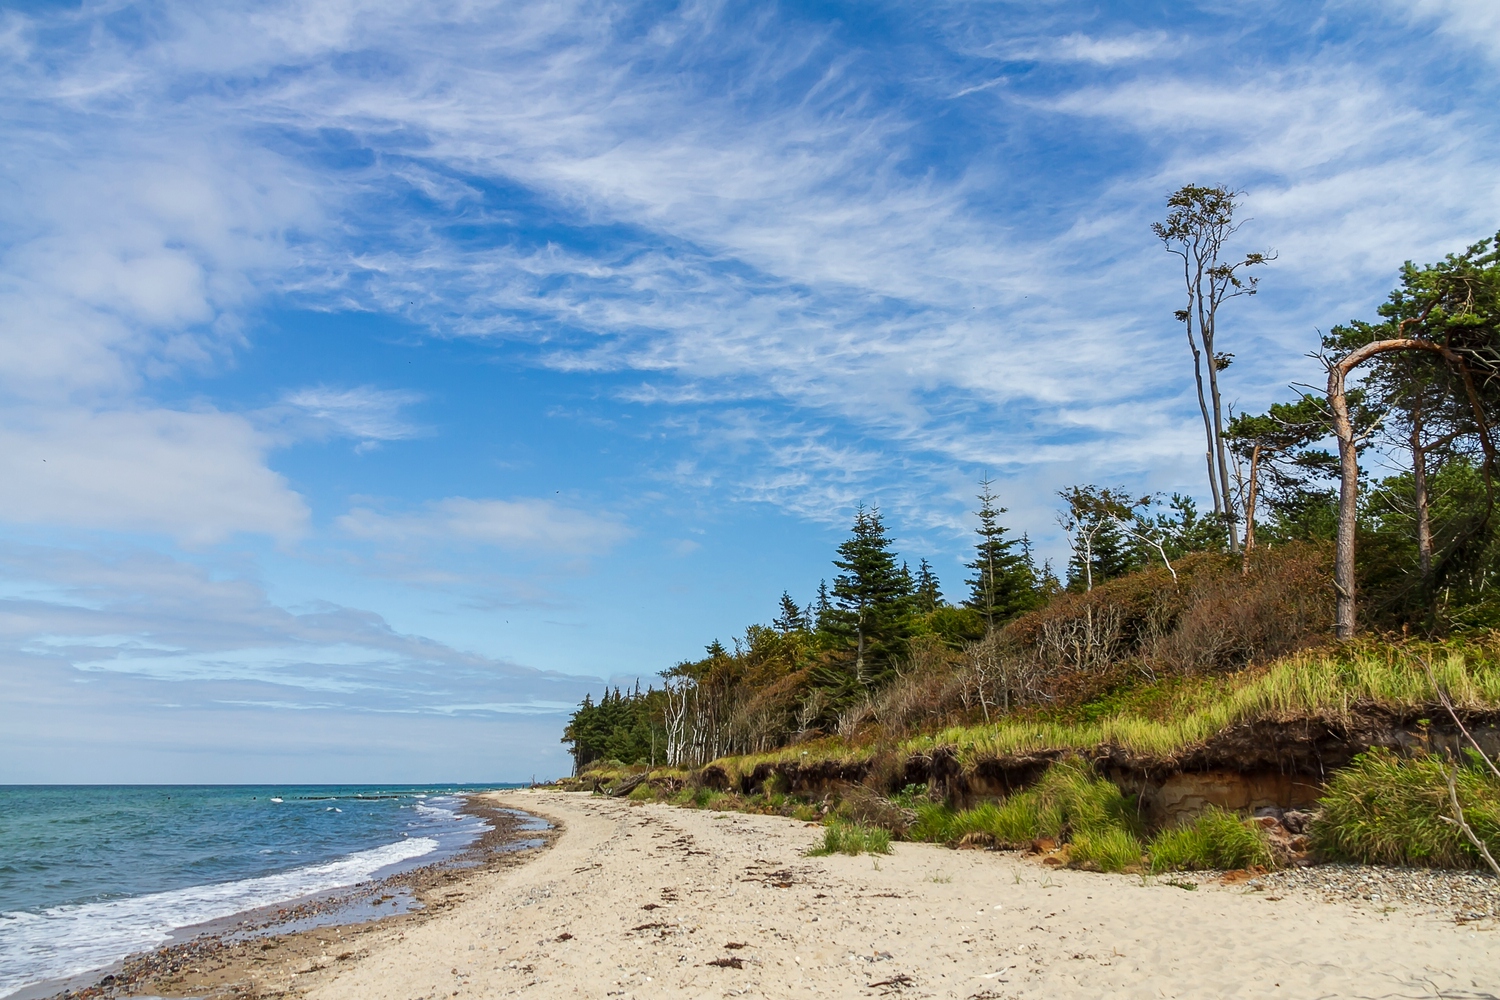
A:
914;558;943;613
826;505;912;688
772;591;808;633
965;478;1041;629
812;580;833;632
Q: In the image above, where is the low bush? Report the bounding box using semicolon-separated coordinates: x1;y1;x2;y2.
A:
1313;748;1500;868
809;820;892;856
1068;828;1144;873
1148;808;1272;872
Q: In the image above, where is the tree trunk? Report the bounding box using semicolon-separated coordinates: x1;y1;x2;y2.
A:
1188;333;1223;518
1328;364;1360;639
1411;409;1434;609
1206;352;1240;552
1241;442;1261;576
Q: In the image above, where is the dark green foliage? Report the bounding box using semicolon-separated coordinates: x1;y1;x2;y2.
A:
1313;748;1500;869
773;591;809;633
820;505;914;692
560;685;665;774
966;478;1043;626
913;559;943;614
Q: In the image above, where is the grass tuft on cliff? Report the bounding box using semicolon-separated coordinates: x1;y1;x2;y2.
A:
903;642;1500;765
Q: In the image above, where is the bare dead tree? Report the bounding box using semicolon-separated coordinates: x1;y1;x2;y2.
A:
1154;184;1274;552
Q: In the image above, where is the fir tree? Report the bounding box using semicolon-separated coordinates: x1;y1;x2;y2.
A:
772;591;808;633
812;580;833;632
826;505;912;688
965;477;1041;629
914;558;943;613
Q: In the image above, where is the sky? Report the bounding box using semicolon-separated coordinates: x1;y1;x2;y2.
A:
2;0;1498;783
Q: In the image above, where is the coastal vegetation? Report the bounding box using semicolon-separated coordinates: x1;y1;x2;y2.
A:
561;191;1500;873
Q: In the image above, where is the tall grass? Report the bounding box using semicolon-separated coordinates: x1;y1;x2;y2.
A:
910;758;1142;846
905;644;1500;764
1148;808;1273;872
1313;748;1500;868
1069;828;1145;873
808;820;892;856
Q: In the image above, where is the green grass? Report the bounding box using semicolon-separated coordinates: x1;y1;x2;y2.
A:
1313;748;1500;868
1148;808;1273;872
902;643;1500;765
808;820;892;856
1069;828;1145;873
908;757;1142;855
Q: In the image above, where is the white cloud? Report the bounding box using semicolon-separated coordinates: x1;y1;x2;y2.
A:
338;497;630;556
0;407;308;544
1384;0;1500;62
1051;32;1170;65
0;541;594;712
280;385;425;448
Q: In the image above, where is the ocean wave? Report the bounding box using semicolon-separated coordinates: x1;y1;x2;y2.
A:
0;835;438;997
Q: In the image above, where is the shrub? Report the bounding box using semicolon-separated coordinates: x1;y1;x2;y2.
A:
628;783;660;802
1068;828;1145;873
1313;748;1500;868
808;820;892;856
1148;808;1273;872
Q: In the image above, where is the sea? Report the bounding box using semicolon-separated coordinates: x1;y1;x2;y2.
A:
0;784;520;998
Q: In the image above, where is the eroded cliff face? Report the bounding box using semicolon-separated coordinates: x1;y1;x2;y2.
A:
711;707;1500;829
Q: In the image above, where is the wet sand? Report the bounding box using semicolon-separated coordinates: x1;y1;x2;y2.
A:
302;789;1500;1000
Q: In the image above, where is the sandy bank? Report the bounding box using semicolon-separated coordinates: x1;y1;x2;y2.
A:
304;789;1499;999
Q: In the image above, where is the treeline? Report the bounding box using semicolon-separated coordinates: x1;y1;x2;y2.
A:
563;196;1500;774
562;483;1306;773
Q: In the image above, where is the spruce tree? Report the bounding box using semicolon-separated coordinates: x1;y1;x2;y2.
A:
812;580;833;632
965;478;1041;629
826;505;912;688
914;558;943;613
772;591;808;633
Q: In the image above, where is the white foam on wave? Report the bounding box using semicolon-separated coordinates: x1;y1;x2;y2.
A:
0;835;438;997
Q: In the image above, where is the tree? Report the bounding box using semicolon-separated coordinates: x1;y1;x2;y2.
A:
1154;184;1274;552
1057;486;1151;590
913;558;943;613
772;591;808;633
965;478;1041;626
825;505;912;689
812;580;833;632
1320;234;1500;637
1227;395;1350;570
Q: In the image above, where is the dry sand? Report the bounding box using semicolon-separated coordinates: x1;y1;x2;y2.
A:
305;789;1500;999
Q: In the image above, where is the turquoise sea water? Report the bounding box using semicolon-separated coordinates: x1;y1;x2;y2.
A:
0;785;516;997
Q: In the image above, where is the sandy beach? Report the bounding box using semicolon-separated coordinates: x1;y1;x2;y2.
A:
294;789;1500;1000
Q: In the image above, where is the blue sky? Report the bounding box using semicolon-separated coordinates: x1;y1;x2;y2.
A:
2;0;1498;782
